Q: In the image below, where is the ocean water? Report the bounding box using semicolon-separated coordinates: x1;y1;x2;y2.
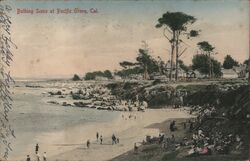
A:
4;81;121;160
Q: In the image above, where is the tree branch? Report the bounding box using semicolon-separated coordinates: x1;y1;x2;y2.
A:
163;27;171;41
179;39;191;47
165;27;173;34
178;48;187;58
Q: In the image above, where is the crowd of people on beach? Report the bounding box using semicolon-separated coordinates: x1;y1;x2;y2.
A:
183;104;244;157
134;103;245;158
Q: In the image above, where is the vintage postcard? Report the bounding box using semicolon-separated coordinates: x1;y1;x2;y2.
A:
0;0;249;161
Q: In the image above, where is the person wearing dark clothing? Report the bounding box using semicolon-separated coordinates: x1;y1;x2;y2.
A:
159;134;164;144
189;122;194;131
100;135;103;144
26;155;31;161
170;121;177;132
96;132;99;141
35;143;39;154
87;140;90;148
112;134;116;145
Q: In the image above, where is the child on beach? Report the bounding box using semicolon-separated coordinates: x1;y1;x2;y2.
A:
100;135;103;144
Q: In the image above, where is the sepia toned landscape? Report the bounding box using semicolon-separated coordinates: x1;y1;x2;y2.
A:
0;0;249;161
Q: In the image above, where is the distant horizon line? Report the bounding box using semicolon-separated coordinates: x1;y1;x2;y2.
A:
13;76;72;80
12;54;249;79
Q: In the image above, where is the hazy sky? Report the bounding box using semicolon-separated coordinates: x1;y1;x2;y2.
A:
8;0;249;78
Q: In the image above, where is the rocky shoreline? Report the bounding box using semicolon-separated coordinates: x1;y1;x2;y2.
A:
31;79;249;112
44;81;147;112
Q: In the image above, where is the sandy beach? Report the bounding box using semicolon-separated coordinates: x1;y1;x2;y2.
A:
48;109;192;161
8;84;119;160
8;81;192;161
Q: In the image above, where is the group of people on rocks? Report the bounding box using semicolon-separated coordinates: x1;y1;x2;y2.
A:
186;127;243;156
166;104;243;157
136;105;243;158
186;104;241;156
26;144;46;161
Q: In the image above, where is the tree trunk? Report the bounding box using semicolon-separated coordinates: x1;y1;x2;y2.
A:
175;32;179;81
144;65;149;80
248;56;250;81
169;31;175;81
211;61;214;78
208;53;212;78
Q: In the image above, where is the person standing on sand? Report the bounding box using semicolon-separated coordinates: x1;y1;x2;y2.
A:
26;155;31;161
112;134;116;145
96;132;99;141
35;143;39;154
43;152;46;161
100;135;103;144
87;139;90;148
